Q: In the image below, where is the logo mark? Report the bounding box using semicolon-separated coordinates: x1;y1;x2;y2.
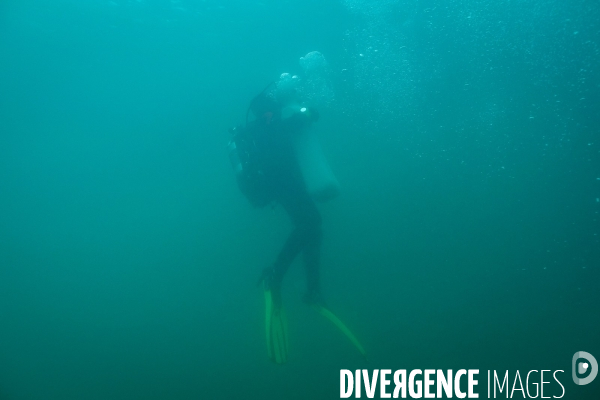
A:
572;351;598;385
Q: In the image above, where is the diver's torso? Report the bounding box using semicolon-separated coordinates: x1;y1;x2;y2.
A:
253;119;305;195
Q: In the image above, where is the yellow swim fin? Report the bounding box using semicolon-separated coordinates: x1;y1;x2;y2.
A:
315;305;367;359
264;286;289;364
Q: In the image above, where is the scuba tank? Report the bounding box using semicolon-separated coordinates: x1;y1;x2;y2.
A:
228;125;271;208
227;83;279;207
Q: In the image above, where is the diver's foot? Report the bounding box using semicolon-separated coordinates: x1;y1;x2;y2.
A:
303;289;326;307
260;267;283;307
257;267;273;288
258;267;280;288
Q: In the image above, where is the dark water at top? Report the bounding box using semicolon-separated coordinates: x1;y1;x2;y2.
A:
0;0;598;399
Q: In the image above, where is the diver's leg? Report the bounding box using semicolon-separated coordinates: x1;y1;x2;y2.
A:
270;228;305;284
269;187;321;286
302;223;323;304
263;203;304;308
278;188;323;303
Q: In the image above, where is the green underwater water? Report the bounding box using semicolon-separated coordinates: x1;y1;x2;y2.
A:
0;0;598;399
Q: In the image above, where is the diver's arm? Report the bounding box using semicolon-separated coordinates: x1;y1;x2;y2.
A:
280;106;319;132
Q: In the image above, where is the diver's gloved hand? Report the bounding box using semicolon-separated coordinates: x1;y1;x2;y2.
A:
283;106;319;130
298;106;319;122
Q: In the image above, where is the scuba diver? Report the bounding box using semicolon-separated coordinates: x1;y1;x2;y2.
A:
228;55;365;363
255;81;325;307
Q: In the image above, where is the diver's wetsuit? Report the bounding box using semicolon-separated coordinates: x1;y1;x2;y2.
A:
254;111;322;300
